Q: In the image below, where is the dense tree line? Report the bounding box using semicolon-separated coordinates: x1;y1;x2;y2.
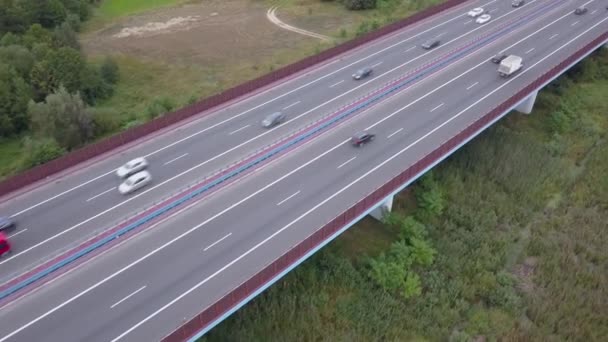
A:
0;0;117;161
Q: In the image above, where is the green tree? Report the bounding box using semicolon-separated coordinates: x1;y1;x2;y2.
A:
0;0;28;34
415;172;445;220
30;59;56;99
398;216;428;242
402;272;422;298
28;86;93;149
0;63;32;135
0;44;35;78
22;24;53;48
53;21;80;49
80;63;112;105
48;46;85;92
0;32;22;46
409;237;436;266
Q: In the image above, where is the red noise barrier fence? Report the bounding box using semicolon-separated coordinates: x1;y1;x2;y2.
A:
161;31;608;342
0;0;470;198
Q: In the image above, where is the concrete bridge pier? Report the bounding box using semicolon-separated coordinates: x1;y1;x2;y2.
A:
369;195;393;221
514;90;538;114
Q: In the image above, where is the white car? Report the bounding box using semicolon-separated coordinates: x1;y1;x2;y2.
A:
467;7;484;17
118;171;152;195
116;157;148;178
476;14;491;24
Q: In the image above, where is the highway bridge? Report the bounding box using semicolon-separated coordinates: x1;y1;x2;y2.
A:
0;0;606;340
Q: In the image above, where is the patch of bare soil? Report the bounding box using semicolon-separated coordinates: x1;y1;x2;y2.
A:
81;0;312;66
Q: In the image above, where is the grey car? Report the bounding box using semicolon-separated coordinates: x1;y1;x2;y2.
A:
351;131;375;147
352;67;373;80
0;216;15;232
511;0;524;7
262;112;286;128
421;39;441;50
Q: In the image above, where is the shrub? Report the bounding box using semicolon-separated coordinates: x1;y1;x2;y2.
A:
343;0;377;10
21;136;65;168
100;57;119;84
145;97;176;120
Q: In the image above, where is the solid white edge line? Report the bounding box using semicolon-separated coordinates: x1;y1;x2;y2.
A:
337;157;357;169
9;0;495;219
3;2;594;340
163;153;189;166
110;286;147;309
85;188;114;202
276;191;301;206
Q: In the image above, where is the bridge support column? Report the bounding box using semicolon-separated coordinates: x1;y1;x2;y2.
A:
369;195;393;221
515;90;538;114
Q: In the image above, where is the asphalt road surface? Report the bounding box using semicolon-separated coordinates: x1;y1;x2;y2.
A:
0;0;606;340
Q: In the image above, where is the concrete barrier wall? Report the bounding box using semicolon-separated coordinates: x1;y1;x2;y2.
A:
0;0;469;198
160;30;608;342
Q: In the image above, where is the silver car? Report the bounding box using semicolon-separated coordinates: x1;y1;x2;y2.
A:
118;171;152;195
116;157;148;178
262;112;286;128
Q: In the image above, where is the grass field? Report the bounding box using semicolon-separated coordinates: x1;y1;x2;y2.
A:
201;50;608;341
95;0;187;19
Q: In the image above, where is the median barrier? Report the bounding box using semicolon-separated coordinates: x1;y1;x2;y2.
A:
0;0;470;198
161;31;608;342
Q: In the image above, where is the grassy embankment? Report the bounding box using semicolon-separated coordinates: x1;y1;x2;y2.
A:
199;50;608;341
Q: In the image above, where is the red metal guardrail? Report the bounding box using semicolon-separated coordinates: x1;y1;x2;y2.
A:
0;0;470;198
160;31;608;342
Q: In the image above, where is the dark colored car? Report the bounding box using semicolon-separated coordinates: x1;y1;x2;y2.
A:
574;7;587;15
421;39;441;50
511;0;525;7
352;67;373;80
351;131;375;147
0;216;15;232
491;53;508;64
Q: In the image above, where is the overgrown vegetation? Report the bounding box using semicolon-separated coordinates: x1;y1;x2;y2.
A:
201;49;608;341
0;0;118;166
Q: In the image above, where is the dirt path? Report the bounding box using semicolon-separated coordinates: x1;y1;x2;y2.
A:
266;6;332;42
